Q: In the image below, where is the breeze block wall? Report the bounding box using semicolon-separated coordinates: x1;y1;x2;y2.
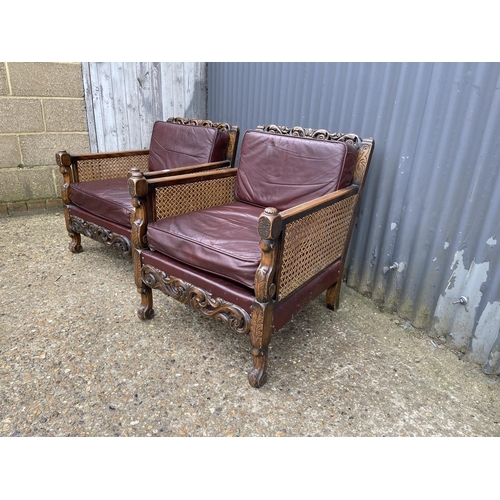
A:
0;62;90;215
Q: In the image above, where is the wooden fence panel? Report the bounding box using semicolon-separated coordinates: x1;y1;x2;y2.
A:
82;62;207;152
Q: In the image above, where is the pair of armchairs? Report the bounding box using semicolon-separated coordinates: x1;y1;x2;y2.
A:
58;117;374;388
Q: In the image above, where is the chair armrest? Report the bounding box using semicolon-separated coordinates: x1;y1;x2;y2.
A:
255;185;360;302
142;160;231;179
62;149;149;162
56;149;149;183
279;185;359;223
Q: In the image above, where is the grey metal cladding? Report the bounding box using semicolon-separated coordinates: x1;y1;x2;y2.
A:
208;62;500;374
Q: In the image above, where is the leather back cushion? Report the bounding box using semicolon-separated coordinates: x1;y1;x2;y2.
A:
235;130;358;211
148;121;230;171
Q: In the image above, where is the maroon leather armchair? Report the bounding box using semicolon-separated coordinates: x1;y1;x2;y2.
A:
56;117;239;255
128;124;374;387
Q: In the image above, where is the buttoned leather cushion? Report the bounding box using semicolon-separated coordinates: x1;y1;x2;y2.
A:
148;121;230;172
235;130;358;211
147;202;263;289
70;178;131;227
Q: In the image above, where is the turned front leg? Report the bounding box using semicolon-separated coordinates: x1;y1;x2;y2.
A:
248;300;273;388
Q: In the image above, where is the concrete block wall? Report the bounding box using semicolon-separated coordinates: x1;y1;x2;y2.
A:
0;62;90;215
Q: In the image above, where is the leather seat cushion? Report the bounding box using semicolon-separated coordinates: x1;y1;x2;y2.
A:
147;202;263;289
148;121;230;172
70;178;132;227
235;130;358;211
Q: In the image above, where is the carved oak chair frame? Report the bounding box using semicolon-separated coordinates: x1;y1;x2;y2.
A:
56;117;240;256
128;125;374;387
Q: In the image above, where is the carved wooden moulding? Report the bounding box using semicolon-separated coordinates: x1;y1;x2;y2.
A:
353;141;372;183
142;264;251;334
167;116;232;132
257;124;361;144
69;216;131;254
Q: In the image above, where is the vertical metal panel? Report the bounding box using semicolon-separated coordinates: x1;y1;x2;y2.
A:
82;62;207;152
208;62;500;374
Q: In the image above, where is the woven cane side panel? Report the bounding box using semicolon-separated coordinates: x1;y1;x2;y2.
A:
277;195;358;300
77;155;149;182
155;176;237;220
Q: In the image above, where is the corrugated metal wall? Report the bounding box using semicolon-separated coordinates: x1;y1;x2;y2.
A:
83;62;207;152
208;62;500;374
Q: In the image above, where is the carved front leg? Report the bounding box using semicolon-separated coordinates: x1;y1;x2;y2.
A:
137;284;154;320
64;207;83;253
248;300;273;388
248;207;282;388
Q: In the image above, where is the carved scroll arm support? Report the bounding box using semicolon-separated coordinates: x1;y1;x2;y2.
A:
248;208;282;387
128;169;154;319
56;151;81;252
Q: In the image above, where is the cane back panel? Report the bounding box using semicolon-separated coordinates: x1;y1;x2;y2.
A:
76;154;149;183
154;175;237;221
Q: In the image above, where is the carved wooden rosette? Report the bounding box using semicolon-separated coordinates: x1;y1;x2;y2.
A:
142;264;251;335
68;216;131;254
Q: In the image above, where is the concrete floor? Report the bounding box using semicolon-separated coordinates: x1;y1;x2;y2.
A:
1;210;499;437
